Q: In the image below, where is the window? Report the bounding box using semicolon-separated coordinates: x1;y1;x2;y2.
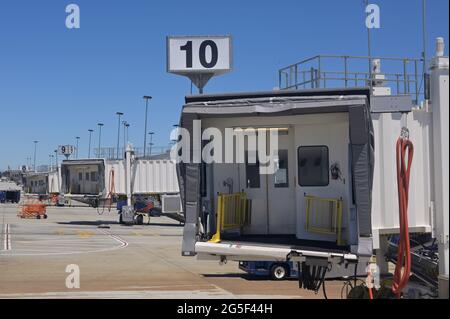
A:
245;151;260;188
274;150;289;188
78;172;83;181
90;172;98;182
298;146;329;187
86;172;90;181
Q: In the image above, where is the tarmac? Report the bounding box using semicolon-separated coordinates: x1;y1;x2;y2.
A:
0;203;348;299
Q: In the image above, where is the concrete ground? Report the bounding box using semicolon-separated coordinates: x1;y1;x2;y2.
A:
0;203;348;299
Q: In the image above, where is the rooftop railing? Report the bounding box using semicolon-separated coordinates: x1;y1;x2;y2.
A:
278;55;428;104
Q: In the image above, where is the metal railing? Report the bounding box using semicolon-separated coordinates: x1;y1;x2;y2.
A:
209;192;251;243
93;146;171;160
305;195;344;246
279;55;427;104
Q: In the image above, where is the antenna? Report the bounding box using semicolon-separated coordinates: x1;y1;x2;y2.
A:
422;0;429;100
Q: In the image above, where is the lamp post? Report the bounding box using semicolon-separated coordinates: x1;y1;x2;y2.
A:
54;149;60;191
122;121;127;154
125;123;130;151
116;112;124;159
33;141;38;172
97;123;104;158
143;95;152;158
148;132;154;156
88;129;94;158
75;136;80;159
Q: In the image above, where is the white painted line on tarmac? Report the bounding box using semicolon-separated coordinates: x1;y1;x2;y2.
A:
0;228;129;257
3;223;11;251
99;229;129;249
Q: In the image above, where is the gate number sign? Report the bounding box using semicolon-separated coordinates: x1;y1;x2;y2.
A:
58;145;74;155
167;36;232;75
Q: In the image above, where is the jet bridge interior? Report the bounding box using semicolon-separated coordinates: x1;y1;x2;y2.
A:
178;88;375;269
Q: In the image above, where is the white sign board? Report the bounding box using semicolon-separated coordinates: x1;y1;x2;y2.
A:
58;145;74;156
167;36;232;76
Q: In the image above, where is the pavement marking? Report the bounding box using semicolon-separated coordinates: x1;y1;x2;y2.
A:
0;227;128;256
3;223;11;251
99;229;128;249
77;230;94;238
0;289;303;299
0;288;237;299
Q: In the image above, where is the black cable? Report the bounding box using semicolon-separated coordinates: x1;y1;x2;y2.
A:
322;279;328;299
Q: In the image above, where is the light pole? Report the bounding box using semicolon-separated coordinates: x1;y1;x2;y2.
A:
75;136;80;159
88;129;94;158
33;141;38;172
54;149;60;191
122;121;127;155
125;123;130;151
97;123;104;158
116;112;124;159
143;95;152;158
49;154;52;172
54;150;58;168
148;132;154;156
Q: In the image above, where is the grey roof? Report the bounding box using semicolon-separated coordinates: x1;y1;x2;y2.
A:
0;181;22;191
183;95;368;117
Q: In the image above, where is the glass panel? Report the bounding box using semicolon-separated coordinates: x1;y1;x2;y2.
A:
274;150;289;188
298;146;329;187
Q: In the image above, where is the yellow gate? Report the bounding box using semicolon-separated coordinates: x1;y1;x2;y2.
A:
209;193;250;243
305;195;344;246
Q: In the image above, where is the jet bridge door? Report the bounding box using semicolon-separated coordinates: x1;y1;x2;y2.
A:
267;127;296;234
237;127;296;235
294;117;350;243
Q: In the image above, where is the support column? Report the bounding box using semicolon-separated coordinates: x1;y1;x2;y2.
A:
430;37;449;299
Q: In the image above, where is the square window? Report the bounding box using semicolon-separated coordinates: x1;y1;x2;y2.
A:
298;146;329;187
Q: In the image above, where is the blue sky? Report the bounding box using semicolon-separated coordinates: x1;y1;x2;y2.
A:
0;0;448;170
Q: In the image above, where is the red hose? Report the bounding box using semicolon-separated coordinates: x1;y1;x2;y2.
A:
367;271;374;299
392;136;414;298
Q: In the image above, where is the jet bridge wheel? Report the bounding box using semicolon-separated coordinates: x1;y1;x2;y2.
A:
270;263;289;280
136;214;144;225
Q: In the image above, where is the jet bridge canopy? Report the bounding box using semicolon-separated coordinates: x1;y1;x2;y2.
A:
178;88;374;258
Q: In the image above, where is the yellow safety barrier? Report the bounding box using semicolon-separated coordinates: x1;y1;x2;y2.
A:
209;192;250;243
305;195;345;246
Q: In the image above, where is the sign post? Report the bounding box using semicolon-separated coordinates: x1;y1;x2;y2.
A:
167;35;232;93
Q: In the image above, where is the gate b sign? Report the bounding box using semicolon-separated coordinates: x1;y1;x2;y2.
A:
167;35;232;92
